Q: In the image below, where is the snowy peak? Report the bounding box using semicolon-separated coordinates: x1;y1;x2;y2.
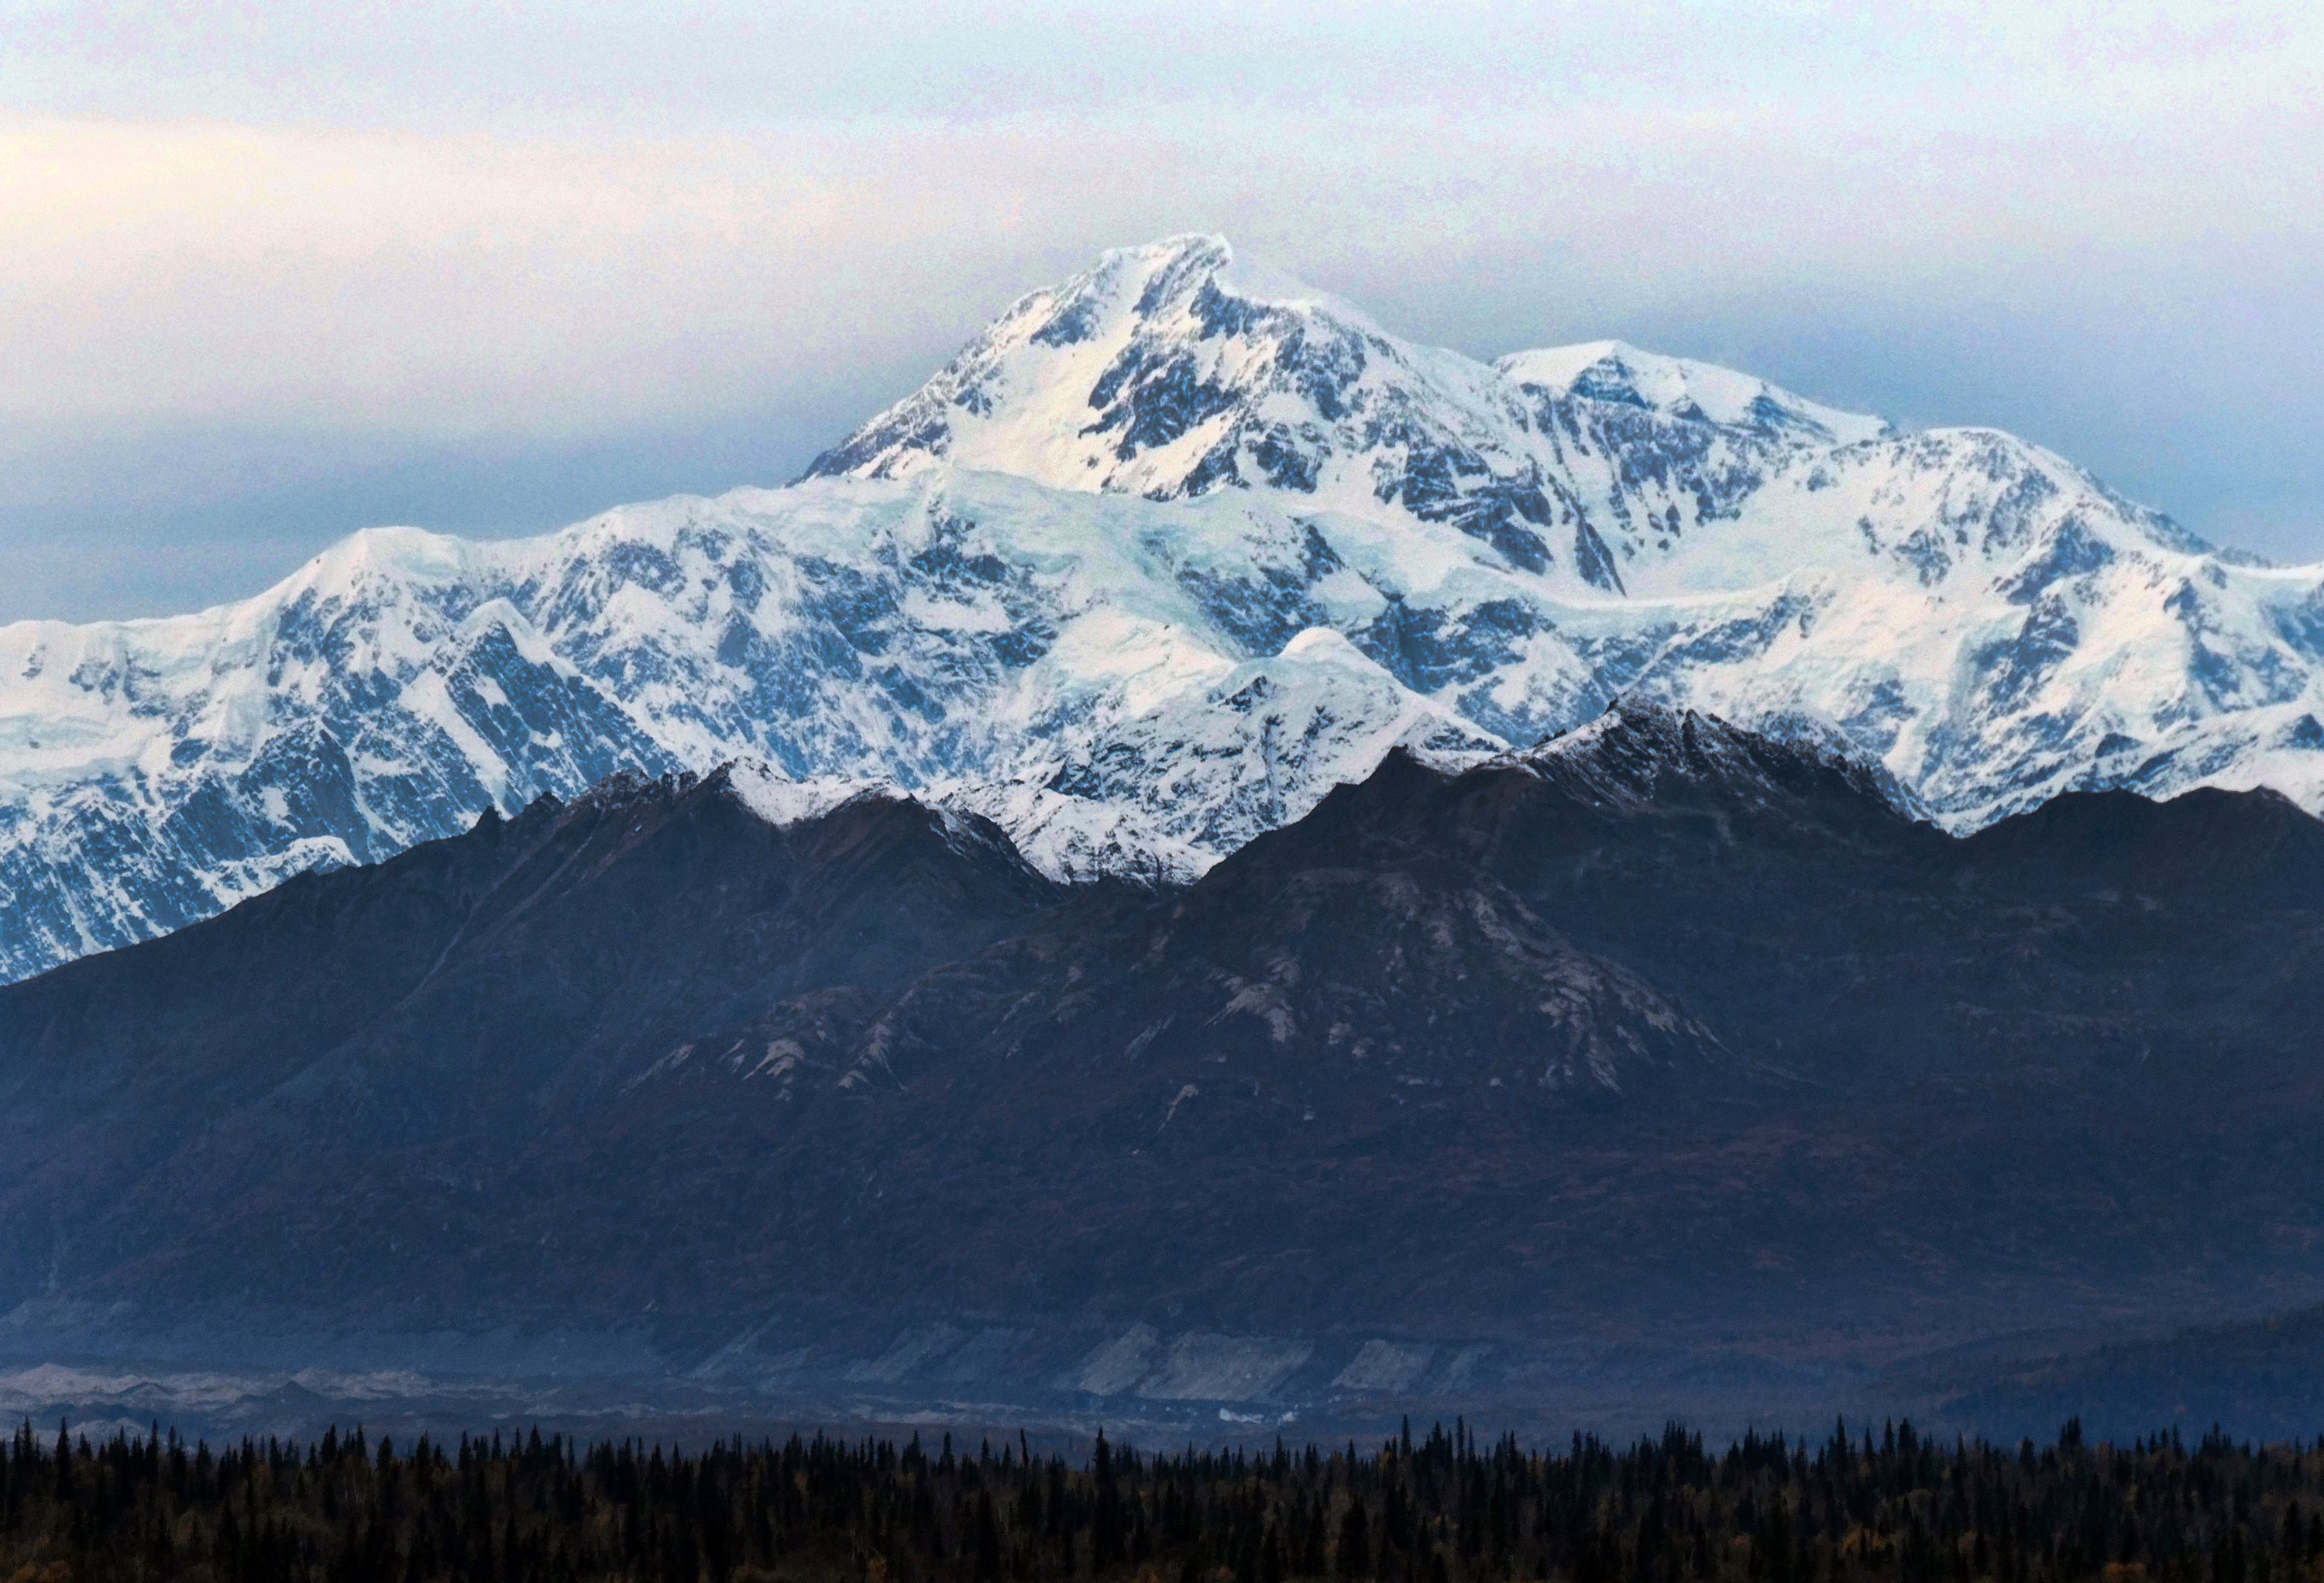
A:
802;232;1397;501
280;522;489;597
1493;340;1892;446
803;234;1920;597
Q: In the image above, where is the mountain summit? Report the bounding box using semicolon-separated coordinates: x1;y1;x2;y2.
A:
4;236;2323;982
805;234;1896;587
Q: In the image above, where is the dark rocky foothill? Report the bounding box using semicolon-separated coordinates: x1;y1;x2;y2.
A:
5;702;2324;1440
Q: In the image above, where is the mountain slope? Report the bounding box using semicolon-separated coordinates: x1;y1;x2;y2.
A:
5;707;2324;1425
0;763;1066;1285
6;234;2324;984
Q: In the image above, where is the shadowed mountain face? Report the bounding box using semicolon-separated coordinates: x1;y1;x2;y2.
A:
0;775;1064;1290
4;703;2324;1435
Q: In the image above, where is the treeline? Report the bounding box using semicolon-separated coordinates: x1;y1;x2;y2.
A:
6;1414;2324;1583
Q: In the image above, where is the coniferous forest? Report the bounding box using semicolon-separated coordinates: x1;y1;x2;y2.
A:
6;1417;2324;1583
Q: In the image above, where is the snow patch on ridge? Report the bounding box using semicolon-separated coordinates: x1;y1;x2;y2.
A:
723;762;884;831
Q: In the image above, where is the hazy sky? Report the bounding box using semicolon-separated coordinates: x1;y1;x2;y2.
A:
3;1;2321;621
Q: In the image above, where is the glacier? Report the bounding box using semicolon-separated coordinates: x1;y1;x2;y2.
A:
5;232;2323;984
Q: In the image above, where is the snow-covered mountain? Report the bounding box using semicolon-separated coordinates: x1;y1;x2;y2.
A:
806;234;2324;818
5;232;2323;984
0;474;1499;983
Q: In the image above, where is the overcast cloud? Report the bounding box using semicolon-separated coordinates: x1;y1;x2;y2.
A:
2;1;2319;620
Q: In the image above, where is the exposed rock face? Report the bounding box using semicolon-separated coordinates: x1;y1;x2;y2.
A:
9;235;2324;984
